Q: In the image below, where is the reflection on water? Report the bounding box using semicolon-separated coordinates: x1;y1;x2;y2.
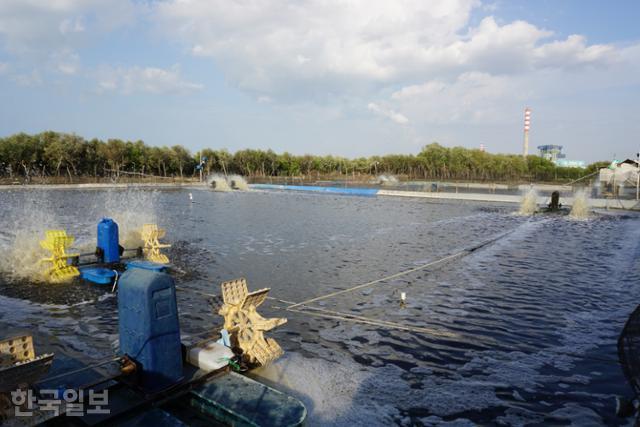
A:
0;188;638;426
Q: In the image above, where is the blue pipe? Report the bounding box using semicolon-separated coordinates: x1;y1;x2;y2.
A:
250;184;379;197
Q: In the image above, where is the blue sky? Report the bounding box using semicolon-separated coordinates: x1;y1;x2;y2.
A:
0;1;639;162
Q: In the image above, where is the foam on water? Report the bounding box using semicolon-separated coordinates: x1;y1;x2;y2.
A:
253;350;509;425
252;353;365;425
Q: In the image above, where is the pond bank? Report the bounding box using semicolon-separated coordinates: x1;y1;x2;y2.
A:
0;182;206;191
251;183;640;210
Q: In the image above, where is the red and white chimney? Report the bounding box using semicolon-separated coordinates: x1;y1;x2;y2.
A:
523;108;531;157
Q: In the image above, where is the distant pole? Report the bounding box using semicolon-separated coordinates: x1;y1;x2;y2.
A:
523;108;531;158
199;151;203;183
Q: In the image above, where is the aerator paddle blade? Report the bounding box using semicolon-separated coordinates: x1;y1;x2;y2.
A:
218;278;287;367
0;334;54;395
140;223;171;264
39;230;80;283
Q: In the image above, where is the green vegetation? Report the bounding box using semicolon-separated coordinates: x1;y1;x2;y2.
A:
0;131;603;183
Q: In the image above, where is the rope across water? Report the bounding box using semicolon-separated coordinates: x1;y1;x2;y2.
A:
286;229;514;310
175;229;516;339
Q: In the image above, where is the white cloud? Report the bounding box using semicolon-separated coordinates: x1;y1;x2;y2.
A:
0;1;140;87
533;34;617;69
368;102;409;124
296;54;310;65
12;69;43;87
59;17;85;35
154;0;479;95
153;0;617;100
149;0;638;161
97;65;203;95
49;49;80;75
390;72;521;124
0;0;136;54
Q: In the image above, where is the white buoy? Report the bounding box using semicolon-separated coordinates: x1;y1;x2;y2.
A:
400;292;406;308
189;193;193;203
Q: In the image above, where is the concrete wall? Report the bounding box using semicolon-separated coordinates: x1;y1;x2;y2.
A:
377;189;639;210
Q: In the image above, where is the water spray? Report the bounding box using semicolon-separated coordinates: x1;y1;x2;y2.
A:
518;187;538;215
569;189;591;219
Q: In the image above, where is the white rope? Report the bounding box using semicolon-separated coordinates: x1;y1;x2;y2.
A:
286;230;513;310
175;290;457;337
282;305;458;338
175;231;513;338
285;252;464;309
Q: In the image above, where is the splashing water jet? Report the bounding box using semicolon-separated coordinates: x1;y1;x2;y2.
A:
376;174;399;186
102;189;159;248
569;189;591;219
208;174;231;192
0;198;58;282
229;175;249;190
518;188;539;215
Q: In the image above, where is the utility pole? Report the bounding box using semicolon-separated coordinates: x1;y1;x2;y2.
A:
199;151;203;183
523;107;531;158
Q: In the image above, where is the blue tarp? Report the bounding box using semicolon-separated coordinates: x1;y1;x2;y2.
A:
250;184;379;197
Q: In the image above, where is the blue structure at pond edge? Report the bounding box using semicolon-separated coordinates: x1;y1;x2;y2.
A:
251;183;379;196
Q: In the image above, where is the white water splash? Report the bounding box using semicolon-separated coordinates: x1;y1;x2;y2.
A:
518;188;538;215
228;174;249;190
207;173;231;192
100;189;159;247
376;174;399;186
569;189;591;220
0;197;58;281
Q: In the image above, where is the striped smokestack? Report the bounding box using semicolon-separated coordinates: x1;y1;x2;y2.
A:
523;107;531;157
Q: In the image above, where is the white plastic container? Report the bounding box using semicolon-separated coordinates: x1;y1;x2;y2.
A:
186;340;234;372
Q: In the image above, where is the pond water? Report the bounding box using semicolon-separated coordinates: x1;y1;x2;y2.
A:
0;188;638;426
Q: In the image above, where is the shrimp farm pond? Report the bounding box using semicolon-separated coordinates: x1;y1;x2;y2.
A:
0;187;639;426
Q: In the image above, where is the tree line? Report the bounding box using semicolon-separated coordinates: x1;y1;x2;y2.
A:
0;131;605;183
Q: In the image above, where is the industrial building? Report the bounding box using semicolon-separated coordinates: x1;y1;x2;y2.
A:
537;145;586;168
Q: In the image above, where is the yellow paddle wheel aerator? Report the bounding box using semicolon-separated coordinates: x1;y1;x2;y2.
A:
140;224;171;264
39;230;80;283
218;278;287;367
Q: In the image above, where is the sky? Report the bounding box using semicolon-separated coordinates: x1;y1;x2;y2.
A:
0;1;639;162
